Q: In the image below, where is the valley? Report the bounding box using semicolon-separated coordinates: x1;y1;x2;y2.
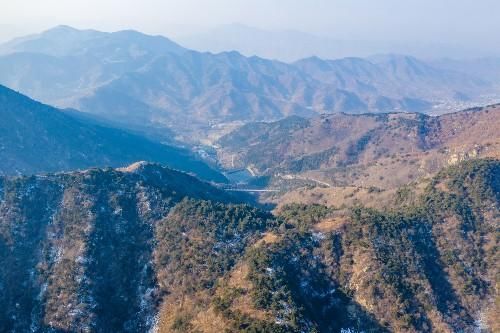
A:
0;84;226;183
0;21;498;333
214;104;500;206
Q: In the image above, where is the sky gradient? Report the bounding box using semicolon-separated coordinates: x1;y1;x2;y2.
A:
2;0;499;53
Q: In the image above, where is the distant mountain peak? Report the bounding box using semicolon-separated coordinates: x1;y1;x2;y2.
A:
300;55;325;63
0;25;185;57
38;25;105;40
42;24;80;33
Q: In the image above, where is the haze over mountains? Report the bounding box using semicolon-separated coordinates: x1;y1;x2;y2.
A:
0;20;499;333
1;26;499;143
177;24;500;62
0;84;226;182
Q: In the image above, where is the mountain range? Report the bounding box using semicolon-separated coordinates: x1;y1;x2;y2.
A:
1;26;498;142
0;23;499;333
176;24;499;61
0;84;226;182
0;157;497;332
217;104;500;190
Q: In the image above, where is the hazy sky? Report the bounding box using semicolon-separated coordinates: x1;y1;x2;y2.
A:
1;0;499;47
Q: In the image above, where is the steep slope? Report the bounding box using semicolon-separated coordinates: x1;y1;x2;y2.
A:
75;50;354;125
0;163;255;332
1;158;497;333
151;159;499;332
217;105;500;188
254;160;499;332
0;84;226;182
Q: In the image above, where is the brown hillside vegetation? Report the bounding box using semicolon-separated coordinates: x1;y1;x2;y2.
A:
0;159;498;332
0;163;240;332
153;159;499;333
217;105;500;195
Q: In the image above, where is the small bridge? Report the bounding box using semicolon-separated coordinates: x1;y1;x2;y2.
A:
225;188;280;193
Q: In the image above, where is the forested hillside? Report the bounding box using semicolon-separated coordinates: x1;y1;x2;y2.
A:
1;5;499;333
217;106;500;189
0;163;240;332
1;159;497;332
0;84;226;182
156;159;498;332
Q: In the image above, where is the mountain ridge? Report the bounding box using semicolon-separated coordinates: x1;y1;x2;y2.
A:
0;26;497;142
216;105;500;190
0;162;245;332
0;159;497;332
0;84;226;182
